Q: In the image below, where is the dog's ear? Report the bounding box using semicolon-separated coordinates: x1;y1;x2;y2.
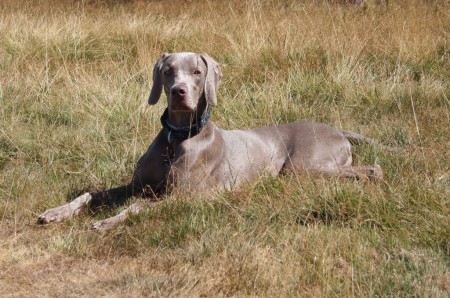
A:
148;53;169;105
200;53;222;107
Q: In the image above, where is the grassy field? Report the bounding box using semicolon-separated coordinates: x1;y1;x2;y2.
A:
0;0;449;296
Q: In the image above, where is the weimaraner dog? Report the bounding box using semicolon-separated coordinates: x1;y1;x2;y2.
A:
38;52;385;230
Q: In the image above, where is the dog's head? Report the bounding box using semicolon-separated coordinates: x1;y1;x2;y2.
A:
148;52;222;112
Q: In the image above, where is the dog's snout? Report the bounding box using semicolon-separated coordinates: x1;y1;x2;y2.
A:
171;85;187;97
169;83;192;110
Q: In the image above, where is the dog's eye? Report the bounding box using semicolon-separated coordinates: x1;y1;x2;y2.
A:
164;69;172;76
193;69;201;75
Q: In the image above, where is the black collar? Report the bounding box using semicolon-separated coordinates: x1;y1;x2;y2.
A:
160;106;211;143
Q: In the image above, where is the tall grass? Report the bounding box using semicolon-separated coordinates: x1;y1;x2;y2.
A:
0;0;448;296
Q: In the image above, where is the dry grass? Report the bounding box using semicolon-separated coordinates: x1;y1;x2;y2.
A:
0;0;449;296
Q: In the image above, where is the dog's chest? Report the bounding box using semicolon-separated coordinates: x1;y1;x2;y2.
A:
163;139;218;190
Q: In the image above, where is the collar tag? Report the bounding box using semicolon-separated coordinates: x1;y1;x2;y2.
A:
167;130;173;143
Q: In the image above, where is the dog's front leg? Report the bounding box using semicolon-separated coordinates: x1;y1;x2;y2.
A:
38;184;133;224
92;202;145;231
38;192;92;224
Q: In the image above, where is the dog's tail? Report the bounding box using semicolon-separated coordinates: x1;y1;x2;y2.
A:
342;131;401;153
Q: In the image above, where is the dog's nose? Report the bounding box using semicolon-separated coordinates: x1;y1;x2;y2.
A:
171;85;187;97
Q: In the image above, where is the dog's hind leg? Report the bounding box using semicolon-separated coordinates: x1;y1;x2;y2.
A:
330;165;384;181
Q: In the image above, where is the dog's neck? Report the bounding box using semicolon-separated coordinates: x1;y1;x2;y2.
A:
167;111;196;128
167;99;208;128
161;101;210;143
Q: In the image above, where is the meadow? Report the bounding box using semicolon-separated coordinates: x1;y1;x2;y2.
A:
0;0;448;296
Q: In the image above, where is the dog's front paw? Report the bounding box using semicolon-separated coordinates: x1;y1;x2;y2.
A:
367;165;383;181
38;204;81;224
92;214;125;231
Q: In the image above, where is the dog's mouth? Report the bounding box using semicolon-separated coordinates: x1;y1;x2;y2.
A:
170;104;195;112
169;96;196;112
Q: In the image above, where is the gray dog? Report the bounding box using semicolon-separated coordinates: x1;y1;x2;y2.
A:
39;52;385;230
